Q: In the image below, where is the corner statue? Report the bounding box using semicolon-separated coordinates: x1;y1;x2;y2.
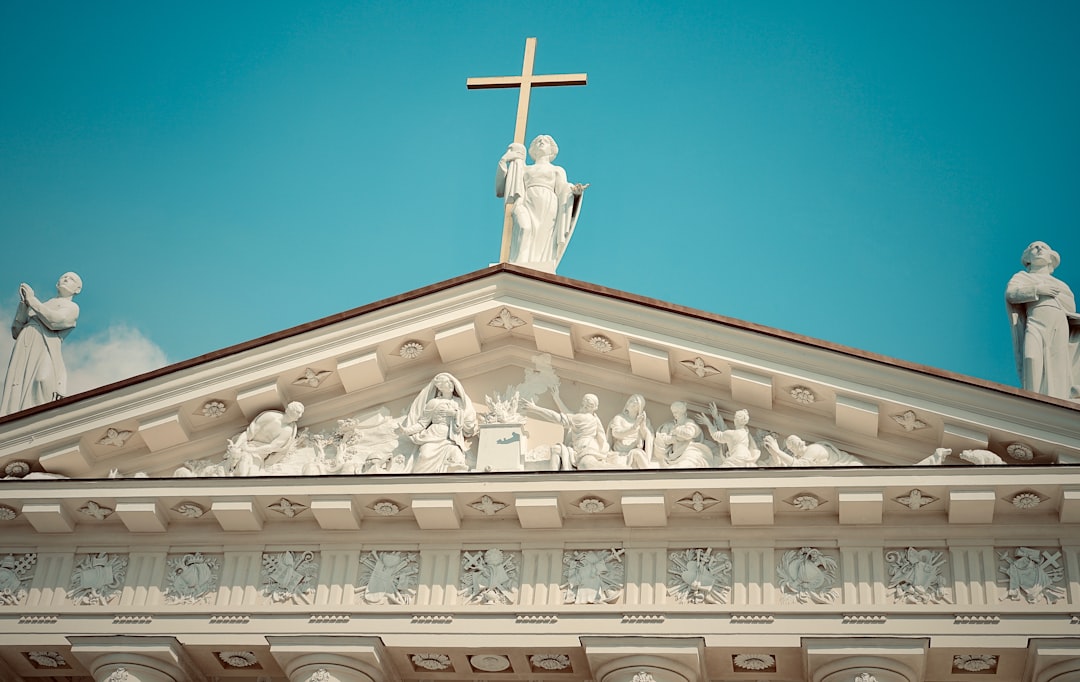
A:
496;135;587;272
1;272;82;416
1005;241;1080;400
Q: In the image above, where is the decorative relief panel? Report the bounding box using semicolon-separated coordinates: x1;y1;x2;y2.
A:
953;654;998;673
885;547;951;604
998;547;1065;604
562;549;624;604
164;552;220;604
69;552;127;605
356;550;419;605
776;547;838;604
667;548;732;604
460;549;519;604
25;651;70;669
0;552;36;605
261;550;319;604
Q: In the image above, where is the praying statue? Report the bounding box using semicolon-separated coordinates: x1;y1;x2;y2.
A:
1;273;82;416
1005;241;1080;399
496;135;587;272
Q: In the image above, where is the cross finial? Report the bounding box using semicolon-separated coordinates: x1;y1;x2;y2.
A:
468;38;587;262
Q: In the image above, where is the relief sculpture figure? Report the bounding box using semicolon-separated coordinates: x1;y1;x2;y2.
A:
653;401;714;468
607;394;654;469
698;406;761;468
496;135;587;271
224;401;305;476
1;272;82;416
522;387;615;469
1005;241;1080;399
402;372;478;473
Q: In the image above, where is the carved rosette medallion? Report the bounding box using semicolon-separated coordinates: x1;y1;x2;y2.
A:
0;504;17;520
562;549;625;604
470;654;511;672
732;653;776;672
69;552;127;605
0;553;36;605
79;501;113;520
776;547;838;604
261;551;319;604
164;552;220;604
218;651;258;668
460;549;519;605
529;653;571;671
885;548;951;604
953;654;997;672
356;550;419;605
25;651;69;669
998;547;1065;604
411;653;451;671
667;548;732;604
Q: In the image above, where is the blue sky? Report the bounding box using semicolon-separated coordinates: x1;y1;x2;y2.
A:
1;1;1078;395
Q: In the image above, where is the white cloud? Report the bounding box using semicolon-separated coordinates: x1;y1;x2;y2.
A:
0;303;169;398
65;325;169;395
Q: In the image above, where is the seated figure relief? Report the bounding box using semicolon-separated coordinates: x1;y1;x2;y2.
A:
761;433;864;467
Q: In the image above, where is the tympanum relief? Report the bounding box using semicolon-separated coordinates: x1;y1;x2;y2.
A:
164;363;1050;478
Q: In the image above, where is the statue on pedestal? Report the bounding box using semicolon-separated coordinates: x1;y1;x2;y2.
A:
1005;241;1080;399
1;272;82;416
496;135;587;271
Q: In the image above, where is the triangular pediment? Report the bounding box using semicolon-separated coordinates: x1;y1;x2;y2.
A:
1;265;1077;479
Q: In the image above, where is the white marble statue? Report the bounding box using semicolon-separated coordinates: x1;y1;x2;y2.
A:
1;273;82;416
1005;241;1080;399
698;405;761;468
652;401;714;468
761;433;864;467
959;449;1006;465
402;373;478;473
496;135;587;271
607;394;654;469
522;387;616;469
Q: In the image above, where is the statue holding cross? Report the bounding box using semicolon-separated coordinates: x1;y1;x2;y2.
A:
468;38;589;273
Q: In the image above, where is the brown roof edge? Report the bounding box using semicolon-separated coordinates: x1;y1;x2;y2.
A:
2;264;1076;426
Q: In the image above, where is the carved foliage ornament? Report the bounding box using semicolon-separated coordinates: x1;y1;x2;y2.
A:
97;427;133;447
0;504;17;520
891;410;928;431
461;549;519;605
293;368;332;388
563;549;624;604
165;552;220;604
370;500;402;516
489;307;526;330
668;548;732;604
586;335;613;353
4;460;30;477
680;357;721;378
469;495;508;515
777;547;838;604
895;489;936;510
577;497;606;513
854;674;878;682
69;552;127;605
261;551;318;604
999;547;1065;604
268;497;307;517
79;500;113;520
357;550;418;605
200;400;227;418
106;668;130;682
1011;492;1043;509
0;553;35;606
885;547;951;604
789;494;822;510
789;386;815;404
676;491;719;512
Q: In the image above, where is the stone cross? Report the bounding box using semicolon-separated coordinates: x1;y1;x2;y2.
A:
467;38;587;262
